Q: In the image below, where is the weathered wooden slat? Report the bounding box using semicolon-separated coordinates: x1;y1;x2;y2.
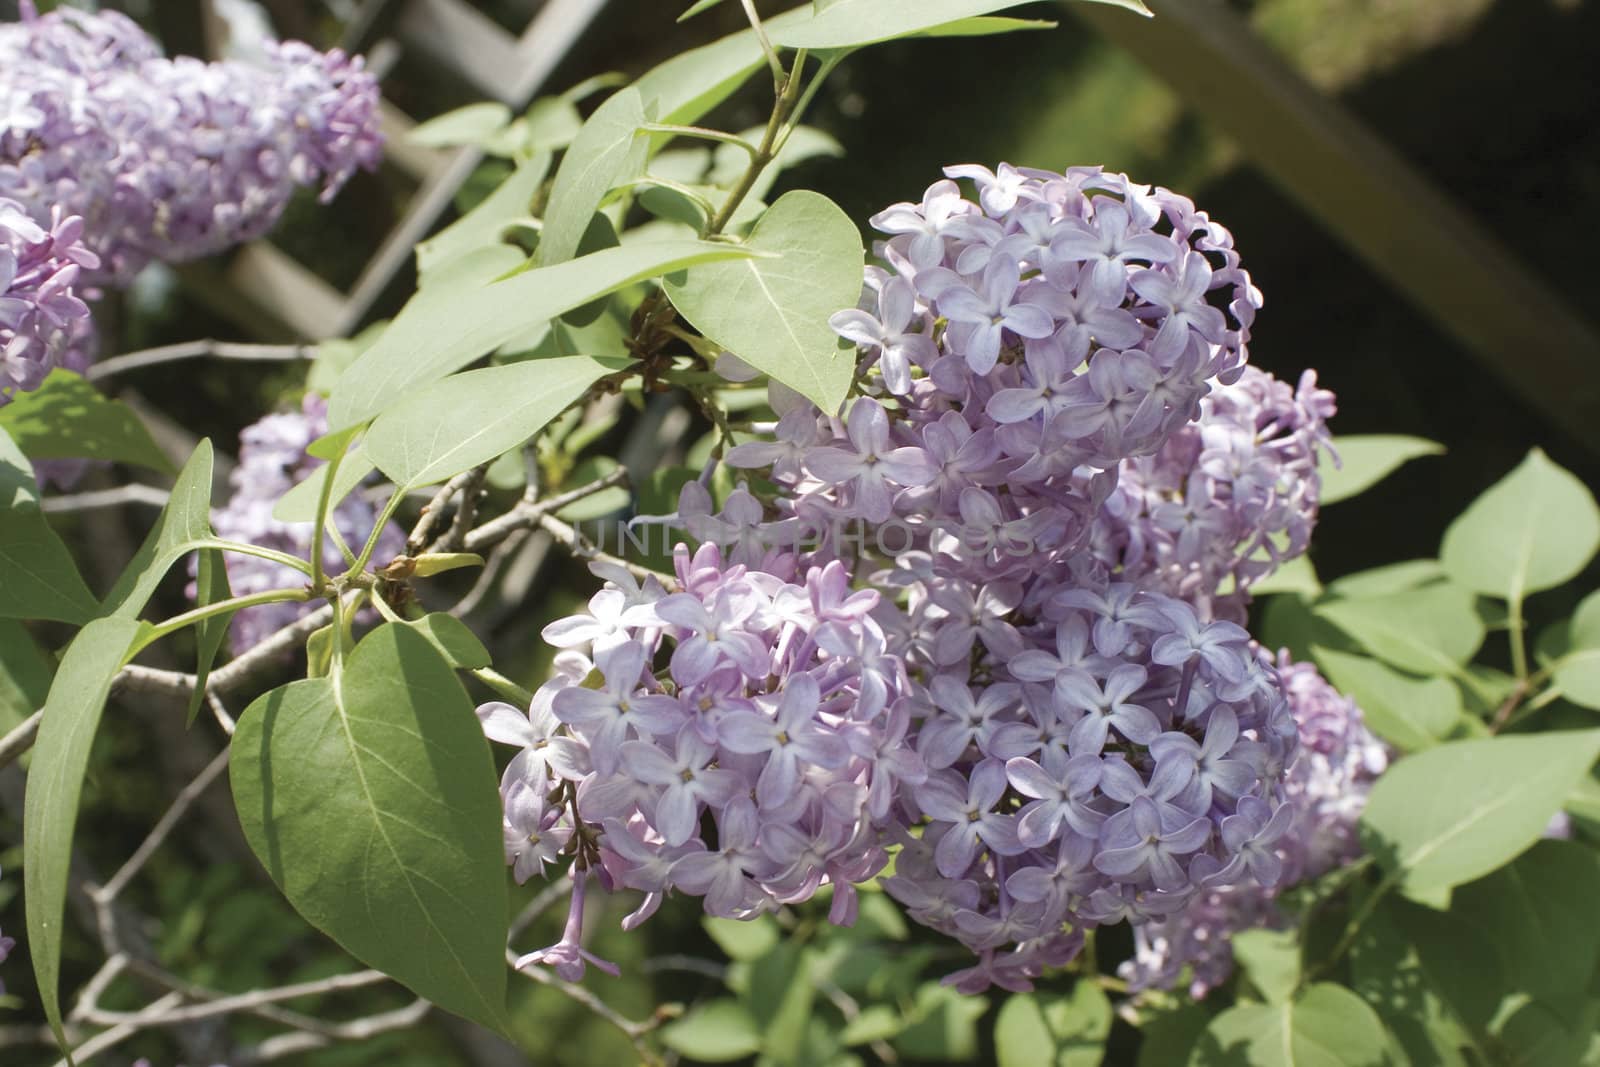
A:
225;243;347;340
399;0;527;104
1065;0;1600;453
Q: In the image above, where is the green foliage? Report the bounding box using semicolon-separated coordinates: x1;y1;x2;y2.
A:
1232;928;1301;1005
365;355;633;490
327;240;752;427
0;369;173;473
1359;729;1600;903
23;616;142;1058
1317;434;1443;505
662;999;766;1061
995;981;1112;1067
666;190;863;412
1548;589;1600;708
1311;645;1463;751
0;426;98;624
408;102;514;148
187;546;231;726
1190;983;1392;1067
230;623;510;1031
0;618;52;732
1314;580;1484;678
772;0;1147;49
1441;448;1600;601
416;153;551;280
537;86;651;267
101;440;215;619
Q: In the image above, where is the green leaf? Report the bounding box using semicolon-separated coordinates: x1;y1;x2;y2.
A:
102;440;216;619
1440;449;1600;601
665;190;862;412
24;616;142;1058
1552;590;1600;709
365;356;632;491
1315;582;1484;678
1324;559;1447;600
272;446;375;523
536;87;649;268
661;999;764;1061
230;623;508;1030
308;320;387;395
703;914;780;961
1138;1005;1213;1067
187;546;231;726
772;0;1144;49
1348;901;1474;1067
1190;982;1391;1066
1233;929;1301;1005
678;0;730;18
328;240;752;428
1318;435;1444;506
748;942;817;1060
1248;554;1321;598
1450;839;1600;1025
894;982;989;1062
409;102;512;148
842;1004;905;1047
398;613;491;669
0;369;174;473
0;618;52;733
1359;729;1600;902
1311;646;1463;751
417;153;551;280
994;981;1111;1067
707;125;844;204
0;427;99;624
918;15;1058;36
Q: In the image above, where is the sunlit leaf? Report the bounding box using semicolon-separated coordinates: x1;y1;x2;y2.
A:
24;617;142;1059
231;623;508;1030
1360;729;1600;902
1440;448;1600;601
666;190;862;412
1318;434;1443;506
0;369;173;473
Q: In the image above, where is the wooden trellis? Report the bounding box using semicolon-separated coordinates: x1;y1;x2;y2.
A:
186;0;610;341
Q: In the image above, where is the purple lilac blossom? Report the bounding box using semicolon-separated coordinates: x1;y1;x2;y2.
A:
1085;366;1335;621
503;165;1331;993
0;1;381;287
1118;656;1388;998
480;547;928;980
201;395;403;654
1;196;95;402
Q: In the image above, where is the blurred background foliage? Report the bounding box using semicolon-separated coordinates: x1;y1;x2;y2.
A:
2;0;1598;1063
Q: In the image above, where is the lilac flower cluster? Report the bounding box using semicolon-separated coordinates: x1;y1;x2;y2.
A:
493;165;1342;992
0;1;381;286
1;197;95;402
205;395;402;654
1118;656;1387;997
1085;366;1336;621
879;586;1299;992
480;545;927;978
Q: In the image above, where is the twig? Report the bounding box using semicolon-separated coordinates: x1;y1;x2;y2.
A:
0;710;40;769
94;747;231;902
536;512;670;585
407;469;479;554
86;340;315;382
56;992;184;1066
431;463;491;554
509;950;665;1054
238;999;431;1063
639;955;727;981
462;467;631;555
41;485;171;513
